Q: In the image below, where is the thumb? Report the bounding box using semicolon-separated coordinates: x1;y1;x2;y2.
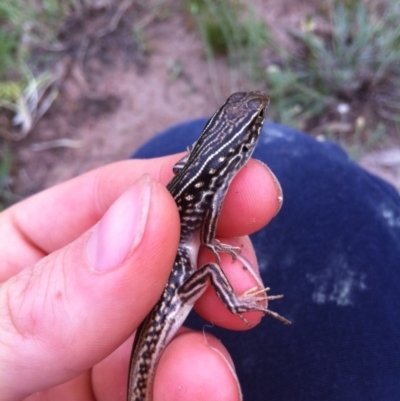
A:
0;175;180;401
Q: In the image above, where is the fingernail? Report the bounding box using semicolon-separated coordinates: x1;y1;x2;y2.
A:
86;175;151;272
255;160;283;216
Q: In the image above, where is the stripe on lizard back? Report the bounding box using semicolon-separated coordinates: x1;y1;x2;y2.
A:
128;91;290;401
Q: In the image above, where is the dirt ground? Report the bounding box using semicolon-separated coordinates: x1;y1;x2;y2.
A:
7;0;400;198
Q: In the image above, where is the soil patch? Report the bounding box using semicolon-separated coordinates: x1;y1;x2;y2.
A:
5;0;400;198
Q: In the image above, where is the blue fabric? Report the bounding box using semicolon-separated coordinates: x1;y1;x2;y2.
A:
133;119;400;400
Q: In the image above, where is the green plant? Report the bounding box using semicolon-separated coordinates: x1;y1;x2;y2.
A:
0;0;83;80
0;2;24;78
0;0;84;140
266;0;400;137
0;69;58;138
265;64;331;129
184;0;270;96
0;145;14;211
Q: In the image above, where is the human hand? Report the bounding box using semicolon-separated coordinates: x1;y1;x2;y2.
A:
0;154;282;401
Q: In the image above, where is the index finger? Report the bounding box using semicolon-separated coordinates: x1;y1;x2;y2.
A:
0;154;281;273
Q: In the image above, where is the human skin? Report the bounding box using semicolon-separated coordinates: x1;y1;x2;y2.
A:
0;154;282;401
